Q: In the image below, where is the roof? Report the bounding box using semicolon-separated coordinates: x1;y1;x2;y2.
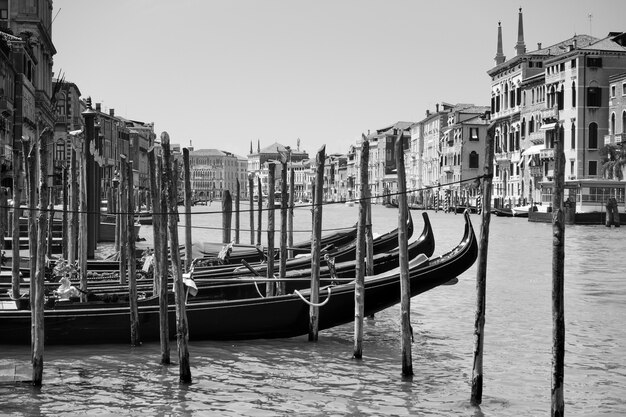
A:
526;34;598;56
189;149;228;156
256;142;308;155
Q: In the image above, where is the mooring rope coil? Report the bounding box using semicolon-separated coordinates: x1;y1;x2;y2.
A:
293;286;332;307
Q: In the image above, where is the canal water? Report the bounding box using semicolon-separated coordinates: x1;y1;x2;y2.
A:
1;203;625;416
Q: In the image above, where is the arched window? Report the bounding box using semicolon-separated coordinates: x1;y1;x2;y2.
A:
589;122;598;149
611;112;616;135
504;84;509;110
521;118;526;137
571;122;576;149
571;82;576;107
622;111;626;134
529;116;534;134
469;151;479;169
531;89;535;104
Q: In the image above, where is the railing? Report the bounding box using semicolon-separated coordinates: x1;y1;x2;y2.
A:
604;133;626;145
495;151;511;163
529;166;543;176
540;148;554;160
541;106;559;121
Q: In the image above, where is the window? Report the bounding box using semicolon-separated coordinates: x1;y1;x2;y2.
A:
571;122;576;149
588;160;598;176
558;85;564;110
571;82;576;107
611;85;616;98
570;161;574;177
469;151;479;169
469;128;479;141
623;83;626;96
587;87;601;107
560;63;565;72
587;57;602;68
589;122;598;149
571;59;577;68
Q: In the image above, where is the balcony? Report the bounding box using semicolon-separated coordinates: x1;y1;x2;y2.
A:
541;106;559;121
442;165;452;173
529;166;543;176
604;133;626;145
495;151;511;164
540;148;554;160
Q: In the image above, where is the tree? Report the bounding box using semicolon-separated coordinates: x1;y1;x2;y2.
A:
599;142;626;180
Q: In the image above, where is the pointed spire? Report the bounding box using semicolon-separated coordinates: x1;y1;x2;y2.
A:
515;7;526;56
495;21;506;65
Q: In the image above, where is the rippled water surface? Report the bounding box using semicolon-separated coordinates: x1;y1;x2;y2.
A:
1;204;625;416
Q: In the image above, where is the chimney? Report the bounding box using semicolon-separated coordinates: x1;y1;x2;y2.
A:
426;109;431;117
95;102;101;112
515;8;526;56
436;103;440;112
537;42;542;50
109;109;115;117
495;21;506;65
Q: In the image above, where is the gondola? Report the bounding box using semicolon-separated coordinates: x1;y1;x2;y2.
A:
0;213;428;299
199;222;359;264
190;211;416;278
0;212;477;345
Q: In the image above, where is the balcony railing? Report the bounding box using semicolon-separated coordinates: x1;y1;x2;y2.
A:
540;148;554;160
604;133;626;145
442;165;452;173
495;151;511;164
541;106;559;121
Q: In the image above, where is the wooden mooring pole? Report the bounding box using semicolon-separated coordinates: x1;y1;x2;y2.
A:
235;178;240;244
70;148;78;264
222;190;232;244
471;119;495;405
161;132;191;383
126;160;140;346
23;137;37;292
148;149;170;363
119;156;128;286
551;125;565;416
395;132;412;377
288;166;295;258
32;128;50;386
248;173;255;244
62;166;68;260
309;145;325;342
266;162;276;297
10;139;23;300
279;152;288;295
256;177;262;245
183;149;192;272
353;138;369;358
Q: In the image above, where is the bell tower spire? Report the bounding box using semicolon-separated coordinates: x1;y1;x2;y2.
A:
495;21;506;65
515;7;526;56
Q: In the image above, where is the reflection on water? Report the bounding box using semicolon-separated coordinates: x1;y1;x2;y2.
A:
1;205;625;416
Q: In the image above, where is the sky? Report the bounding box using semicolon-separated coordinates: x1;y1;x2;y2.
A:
52;0;626;158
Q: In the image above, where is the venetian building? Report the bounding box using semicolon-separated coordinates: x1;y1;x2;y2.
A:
1;0;56;194
489;9;626;207
418;103;454;208
247;141;308;199
189;149;241;201
607;72;626;151
440;105;490;207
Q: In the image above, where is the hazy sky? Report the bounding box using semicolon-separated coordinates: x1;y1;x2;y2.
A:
52;0;625;158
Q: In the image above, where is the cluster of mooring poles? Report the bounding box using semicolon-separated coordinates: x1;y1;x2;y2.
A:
13;110;567;412
469;116;566;416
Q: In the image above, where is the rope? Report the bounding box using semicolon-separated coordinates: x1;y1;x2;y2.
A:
293;286;332;307
1;173;490;217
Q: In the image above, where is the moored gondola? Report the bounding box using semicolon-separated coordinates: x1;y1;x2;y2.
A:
0;212;477;345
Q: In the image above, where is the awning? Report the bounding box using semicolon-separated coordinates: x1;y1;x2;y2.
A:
522;144;544;156
539;122;557;131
